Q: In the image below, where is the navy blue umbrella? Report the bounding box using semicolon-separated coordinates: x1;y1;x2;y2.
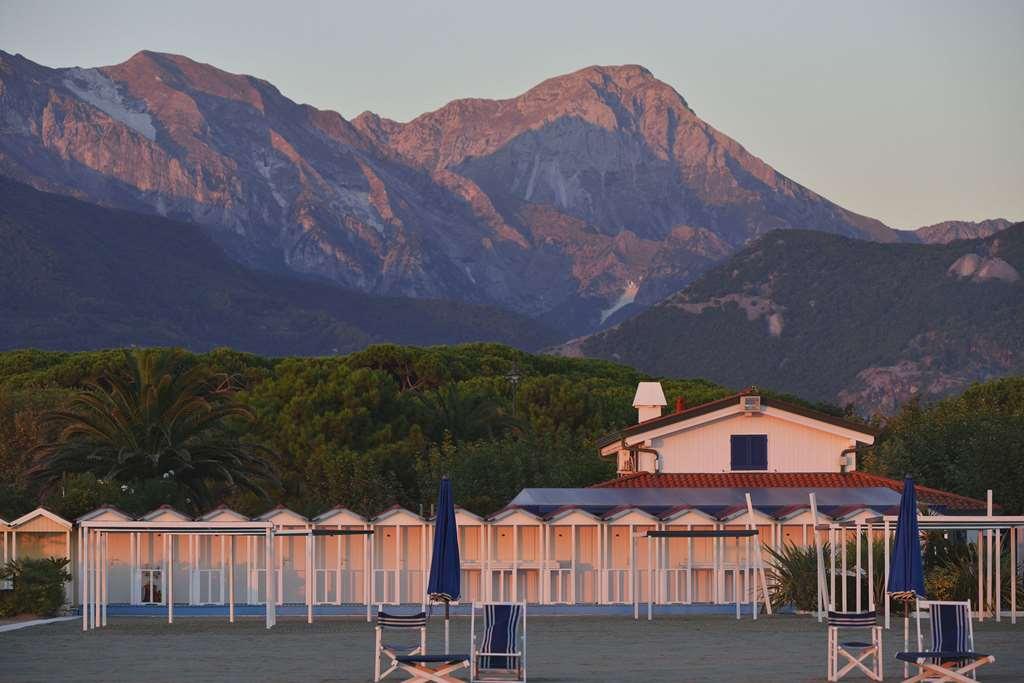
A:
427;475;460;652
888;475;926;599
888;476;925;670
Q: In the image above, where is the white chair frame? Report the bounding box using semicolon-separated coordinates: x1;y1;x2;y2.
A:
373;605;427;681
470;601;526;683
827;611;883;681
901;599;995;683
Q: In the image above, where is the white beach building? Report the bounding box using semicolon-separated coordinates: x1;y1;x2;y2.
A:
13;383;1016;620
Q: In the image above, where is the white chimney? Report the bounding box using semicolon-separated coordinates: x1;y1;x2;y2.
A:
633;382;667;423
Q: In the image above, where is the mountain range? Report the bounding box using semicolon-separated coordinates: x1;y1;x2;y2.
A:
0;49;1018;409
569;224;1024;412
5;49;1004;338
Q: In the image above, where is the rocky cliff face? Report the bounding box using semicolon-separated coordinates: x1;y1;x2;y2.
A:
1;51;901;335
915;218;1013;244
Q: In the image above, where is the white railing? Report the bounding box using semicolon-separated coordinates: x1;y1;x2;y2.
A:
373;569;425;604
548;567;573;604
194;568;223;605
314;568;366;604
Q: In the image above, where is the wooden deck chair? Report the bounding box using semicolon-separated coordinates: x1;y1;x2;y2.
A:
470;602;526;683
373;607;427;681
827;610;883;681
896;600;995;683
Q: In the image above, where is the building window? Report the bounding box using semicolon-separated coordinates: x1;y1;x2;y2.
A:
730;435;768;470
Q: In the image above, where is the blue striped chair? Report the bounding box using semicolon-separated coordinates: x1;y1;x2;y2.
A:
827;610;883;681
896;600;995;682
470;602;526;683
374;607;427;681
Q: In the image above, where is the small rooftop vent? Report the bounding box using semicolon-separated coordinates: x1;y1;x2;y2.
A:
741;395;762;413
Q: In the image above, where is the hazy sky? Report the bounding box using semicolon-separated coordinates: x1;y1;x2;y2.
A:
2;1;1021;228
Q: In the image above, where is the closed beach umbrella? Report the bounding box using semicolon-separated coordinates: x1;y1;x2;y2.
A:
427;475;461;653
887;476;926;672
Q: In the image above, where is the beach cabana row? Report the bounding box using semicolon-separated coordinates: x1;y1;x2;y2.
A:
11;496;1004;619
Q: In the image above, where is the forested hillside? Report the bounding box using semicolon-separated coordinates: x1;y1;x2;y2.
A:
2;345;1019;522
577;225;1024;412
0;177;559;354
0;344;732;520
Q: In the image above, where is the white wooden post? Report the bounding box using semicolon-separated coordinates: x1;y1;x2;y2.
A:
647;530;653;621
80;527;87;632
977;530;984;620
631;524;638;619
855;523;862;612
167;534;174;625
686;524;693;605
809;493;827;622
986;491;994;620
867;521;875;613
1011;527;1018;624
571;523;577;605
228;536;235;623
830;527;838;611
884;517;891;629
307;528;314;623
92;529;100;628
995;527;1001;622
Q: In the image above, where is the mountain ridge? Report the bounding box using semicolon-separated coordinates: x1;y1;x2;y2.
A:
2;50;920;337
568;223;1024;412
0;176;559;354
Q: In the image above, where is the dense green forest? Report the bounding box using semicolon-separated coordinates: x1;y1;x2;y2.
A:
1;344;1021;522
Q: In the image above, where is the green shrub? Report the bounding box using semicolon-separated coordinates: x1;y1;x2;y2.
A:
0;557;71;617
766;535;886;613
766;542;824;612
925;538;1023;608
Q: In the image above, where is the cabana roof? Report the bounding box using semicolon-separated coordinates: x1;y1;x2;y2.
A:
76;506;134;522
254;506;308;524
11;507;72;528
197;506;250;522
453;506;485;523
487;505;544;523
139;505;192;522
544;505;602;523
601;505;659;523
312;507;367;525
372;505;424;524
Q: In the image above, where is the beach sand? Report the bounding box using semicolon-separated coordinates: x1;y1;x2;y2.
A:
2;614;1022;682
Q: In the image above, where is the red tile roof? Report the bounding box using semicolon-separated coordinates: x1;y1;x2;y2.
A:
592;471;991;511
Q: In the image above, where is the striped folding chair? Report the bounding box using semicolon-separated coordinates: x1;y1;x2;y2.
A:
470;602;526;683
373;607;427;681
896;600;995;683
827;610;883;681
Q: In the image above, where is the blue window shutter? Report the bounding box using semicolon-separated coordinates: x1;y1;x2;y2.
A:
730;435;747;470
750;435;768;470
731;435;768;470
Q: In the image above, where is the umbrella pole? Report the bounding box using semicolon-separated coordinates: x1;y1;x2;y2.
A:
445;600;450;654
903;601;910;679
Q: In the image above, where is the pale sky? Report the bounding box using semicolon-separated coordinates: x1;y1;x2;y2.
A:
2;0;1021;229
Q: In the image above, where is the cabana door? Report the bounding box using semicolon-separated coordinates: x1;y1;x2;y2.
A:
140;568;164;605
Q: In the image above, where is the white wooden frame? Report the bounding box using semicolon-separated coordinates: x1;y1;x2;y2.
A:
373;604;427;682
900;600;995;683
470;601;527;683
827;613;883;681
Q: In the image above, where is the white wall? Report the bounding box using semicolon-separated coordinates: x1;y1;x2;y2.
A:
652;412;853;473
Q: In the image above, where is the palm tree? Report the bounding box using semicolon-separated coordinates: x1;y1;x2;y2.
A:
29;349;273;509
